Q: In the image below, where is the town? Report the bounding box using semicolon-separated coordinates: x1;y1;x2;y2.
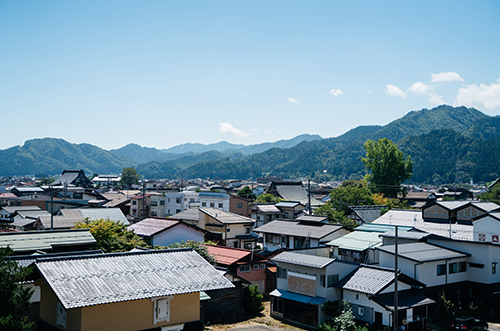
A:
1;161;500;331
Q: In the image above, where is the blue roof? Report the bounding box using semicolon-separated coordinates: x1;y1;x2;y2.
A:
270;289;326;306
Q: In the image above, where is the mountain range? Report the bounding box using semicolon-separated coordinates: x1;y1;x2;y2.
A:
2;105;500;184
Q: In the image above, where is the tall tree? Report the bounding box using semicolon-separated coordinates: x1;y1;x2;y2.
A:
0;247;34;331
120;167;140;188
362;138;413;198
238;186;256;200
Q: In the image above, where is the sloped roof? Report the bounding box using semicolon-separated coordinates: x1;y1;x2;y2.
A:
128;218;188;237
37;216;85;229
372;209;473;241
253;204;280;213
374;289;435;311
336;265;397;295
207;245;251;265
200;208;254;225
326;231;383;251
296;215;328;223
35;248;234;309
271;251;335;269
254;220;343;239
349;206;385;223
275;201;304;208
169;208;199;222
270;182;324;206
59;208;129;225
0;229;95;252
376;242;469;262
2;206;41;214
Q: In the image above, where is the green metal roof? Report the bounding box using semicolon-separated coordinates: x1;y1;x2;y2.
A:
326;231;383;251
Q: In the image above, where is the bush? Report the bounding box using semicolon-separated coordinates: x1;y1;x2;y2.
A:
242;285;264;316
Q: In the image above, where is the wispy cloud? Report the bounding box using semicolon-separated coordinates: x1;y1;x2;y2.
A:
454;79;500;110
219;123;249;137
385;84;407;97
429;92;444;105
288;97;298;103
329;88;344;96
431;71;464;82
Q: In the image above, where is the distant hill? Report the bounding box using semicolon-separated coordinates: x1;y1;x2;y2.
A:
2;105;500;184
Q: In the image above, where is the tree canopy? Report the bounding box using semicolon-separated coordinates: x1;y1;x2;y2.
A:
253;193;282;204
120;167;140;188
74;218;147;252
362;138;413;198
164;240;216;265
0;247;34;331
237;186;256;200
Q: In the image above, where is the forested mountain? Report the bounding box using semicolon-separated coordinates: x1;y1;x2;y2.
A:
1;105;500;184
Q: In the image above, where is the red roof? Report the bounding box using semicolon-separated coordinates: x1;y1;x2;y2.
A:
207;245;251;266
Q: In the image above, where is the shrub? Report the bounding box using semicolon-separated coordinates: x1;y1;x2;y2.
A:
242;285;264;316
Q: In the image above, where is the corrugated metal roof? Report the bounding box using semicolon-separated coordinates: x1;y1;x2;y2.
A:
207;245;251;265
2;206;41;214
0;229;96;252
326;231;382;251
200;208;254;224
336;265;395;295
38;216;85;229
270;289;326;305
35;248;234;309
169;208;200;222
128;218;179;237
275;201;303;208
377;243;469;262
253;204;280;213
356;223;413;233
254;220;343;239
271;251;335;268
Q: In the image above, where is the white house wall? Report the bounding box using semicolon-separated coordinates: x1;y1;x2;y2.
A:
473;216;500;244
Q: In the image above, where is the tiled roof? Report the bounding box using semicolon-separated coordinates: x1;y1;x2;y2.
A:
377;242;469;262
336;265;396;295
372;209;473;241
272;183;323;206
2;206;41;214
128;218;180;237
271;251;335;269
207;245;251;265
350;206;386;223
254;220;343;239
200;208;254;224
35;248;234;309
253;204;280;213
10;250;104;268
0;229;96;252
59;208;130;225
37;216;85;229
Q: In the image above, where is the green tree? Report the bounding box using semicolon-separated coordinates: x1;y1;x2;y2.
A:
334;301;356;331
253;193;282;204
165;240;217;265
120;167;140;188
242;284;264;316
0;247;34;331
74;218;148;253
237;186;256;200
479;184;500;204
362;138;413;198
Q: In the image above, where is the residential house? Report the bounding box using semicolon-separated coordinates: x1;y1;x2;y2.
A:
266;181;323;209
251;204;281;228
128;217;206;247
270;251;358;327
165;190;184;216
207;244;269;293
346;205;386;225
199;192;230;212
229;195;250;217
254;215;349;252
275;201;306;220
8;186;45;197
335;265;434;328
0;229;96;255
11;209;51;231
198;208;256;248
34;248;234;331
0;192;21;207
91;175;121;187
398;191;437;209
0;205;42;224
34;207;129;230
129;193;152;221
169;208;200;227
150;194;167;217
99;191;131;216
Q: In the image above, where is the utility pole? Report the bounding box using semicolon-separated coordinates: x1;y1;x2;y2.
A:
394;225;399;331
50;185;54;230
141;181;146;220
308;179;312;214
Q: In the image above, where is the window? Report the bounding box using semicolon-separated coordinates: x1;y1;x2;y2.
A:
320;275;326;287
437;264;446;276
272;297;284;314
358;307;364;316
245;227;251;234
327;274;339;287
151;201;158;206
449;263;458;274
265;234;273;243
260;263;266;269
237;203;243;208
244;243;252;249
153;297;171;324
459;261;467;272
176;209;181;214
227;228;230;232
277;267;287;279
210;202;214;208
167;209;170;214
57;301;66;328
253;264;259;270
132;200;137;205
160;200;165;205
168;198;170;203
218;202;223;208
202;202;206;207
239;265;251;273
151;211;157;216
469;262;484;269
493;263;497;274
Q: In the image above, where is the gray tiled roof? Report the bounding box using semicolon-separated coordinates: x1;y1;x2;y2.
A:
200;208;254;224
273;184;323;206
377;243;469;262
336;265;396;295
0;229;96;252
36;248;235;309
271;251;335;268
254;220;343;239
2;206;42;214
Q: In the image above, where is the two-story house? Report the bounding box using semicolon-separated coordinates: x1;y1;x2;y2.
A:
270;251;358;327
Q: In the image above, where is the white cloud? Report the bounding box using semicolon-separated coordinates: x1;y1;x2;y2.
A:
288;97;298;103
431;72;464;82
250;128;258;132
329;88;344;96
368;91;372;95
385;84;407;97
219;123;249;137
408;81;430;95
454;79;500;110
429;92;444;105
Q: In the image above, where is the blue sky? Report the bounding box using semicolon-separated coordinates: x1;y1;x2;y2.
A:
1;1;499;150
